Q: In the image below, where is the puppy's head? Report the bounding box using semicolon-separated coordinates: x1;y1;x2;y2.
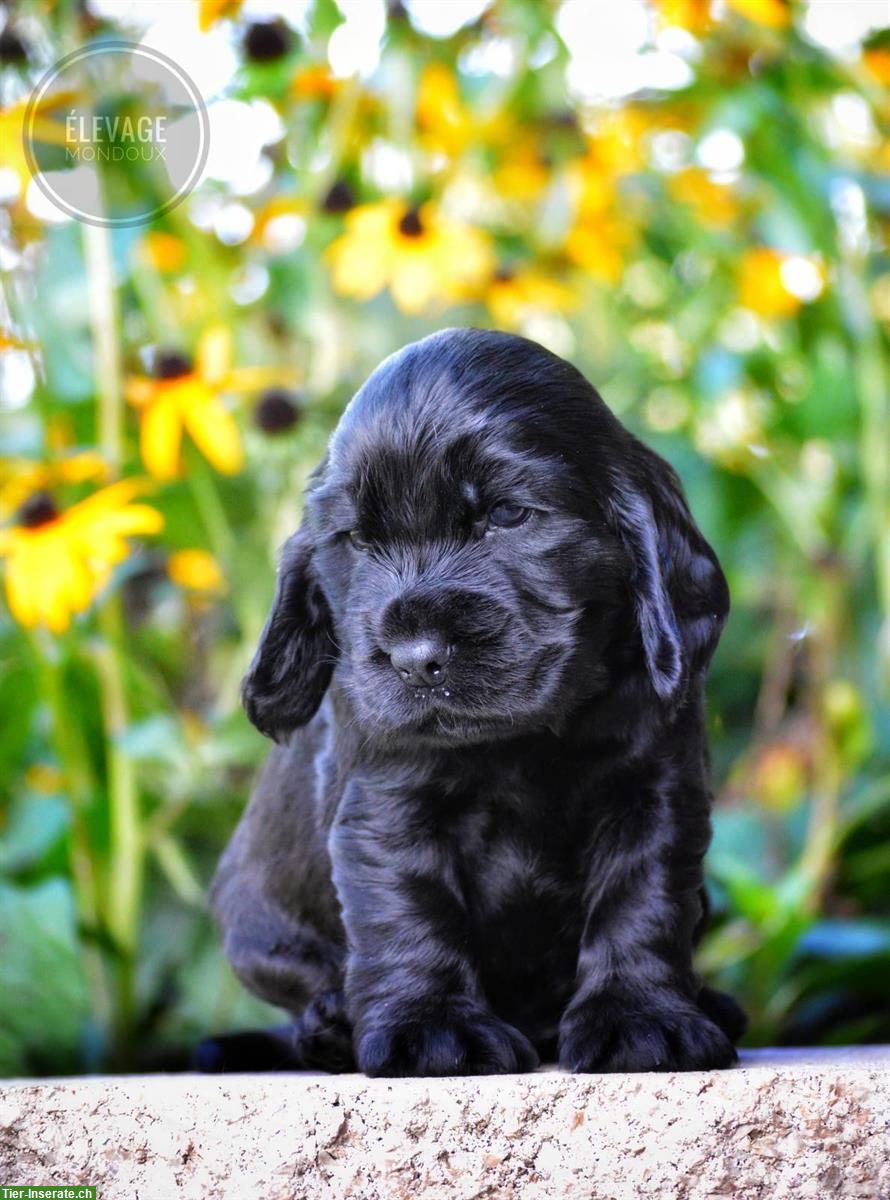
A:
242;330;728;746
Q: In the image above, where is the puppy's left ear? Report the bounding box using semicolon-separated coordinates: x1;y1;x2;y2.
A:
241;527;336;742
609;449;729;702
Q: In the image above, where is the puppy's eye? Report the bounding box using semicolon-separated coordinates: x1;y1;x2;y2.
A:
346;530;370;550
488;502;530;529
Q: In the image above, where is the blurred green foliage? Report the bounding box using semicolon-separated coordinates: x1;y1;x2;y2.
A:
0;0;888;1074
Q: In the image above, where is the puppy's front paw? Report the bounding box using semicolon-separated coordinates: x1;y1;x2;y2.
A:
357;1002;539;1077
559;993;736;1073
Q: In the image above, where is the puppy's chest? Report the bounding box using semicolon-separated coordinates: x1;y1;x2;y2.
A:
451;779;587;956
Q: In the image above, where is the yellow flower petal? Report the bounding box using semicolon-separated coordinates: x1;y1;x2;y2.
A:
138;232;187;273
417;63;469;157
4;547;40;629
864;47;890;85
168;548;226;593
669;168;738;226
290;65;339;101
183;393;244;475
390;254;443;314
726;0;791;29
125;376;158;409
326;223;392;300
198;0;243;31
141;393;184;480
197;325;233;388
738;248;799;317
655;0;714;34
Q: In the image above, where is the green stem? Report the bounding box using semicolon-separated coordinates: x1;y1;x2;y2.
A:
93;611;141;959
92;611;140;1055
83;218;142;1060
798;567;845;898
186;446;236;566
186;448;264;709
856;336;890;694
28;632;111;1034
83;223;124;466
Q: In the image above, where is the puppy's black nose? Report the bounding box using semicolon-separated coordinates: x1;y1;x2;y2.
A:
389;635;450;688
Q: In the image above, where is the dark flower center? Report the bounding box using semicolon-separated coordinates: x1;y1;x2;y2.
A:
18;491;59;529
494;265;516;283
398;207;424;238
0;28;28;64
547;109;579;132
243;20;292;63
254;388;301;434
321;179;356;214
154;350;193;380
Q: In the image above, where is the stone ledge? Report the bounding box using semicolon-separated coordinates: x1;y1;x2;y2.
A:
1;1048;888;1200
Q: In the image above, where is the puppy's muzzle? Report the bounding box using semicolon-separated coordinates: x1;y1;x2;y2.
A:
387;634;452;688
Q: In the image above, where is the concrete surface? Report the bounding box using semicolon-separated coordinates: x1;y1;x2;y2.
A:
1;1047;888;1199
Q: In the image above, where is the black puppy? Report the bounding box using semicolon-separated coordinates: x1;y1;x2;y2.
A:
207;328;746;1077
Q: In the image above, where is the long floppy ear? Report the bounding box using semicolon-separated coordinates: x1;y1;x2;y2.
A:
241;527;336;742
609;448;729;703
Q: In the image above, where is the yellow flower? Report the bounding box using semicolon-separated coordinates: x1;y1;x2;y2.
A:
582;108;652;179
290;64;340;102
0;481;163;633
726;0;791;30
564;214;634;284
655;0;715;34
417;63;470;158
492;141;552;203
168;548;225;594
0;92;75;196
126;328;294;481
136;232;187;273
863;40;890;85
416;63;508;161
416;64;490;158
325;200;494;314
668;167;738;226
486;267;578;329
0;450;110;518
738;248;825;318
197;0;243;31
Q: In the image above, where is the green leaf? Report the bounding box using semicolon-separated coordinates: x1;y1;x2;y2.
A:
0;794;69;874
0;879;90;1074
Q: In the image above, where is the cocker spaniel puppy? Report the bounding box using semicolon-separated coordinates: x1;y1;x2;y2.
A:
207;328;746;1077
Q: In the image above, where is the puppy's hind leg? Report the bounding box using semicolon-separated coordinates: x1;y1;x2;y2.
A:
219;900;343;1015
194;1025;304;1073
204;879;352;1072
195;991;355;1074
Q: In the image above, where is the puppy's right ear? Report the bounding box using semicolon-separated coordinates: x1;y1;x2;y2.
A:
241;527;336;742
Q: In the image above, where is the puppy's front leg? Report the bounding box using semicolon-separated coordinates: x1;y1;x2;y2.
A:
330;782;538;1077
558;789;736;1073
